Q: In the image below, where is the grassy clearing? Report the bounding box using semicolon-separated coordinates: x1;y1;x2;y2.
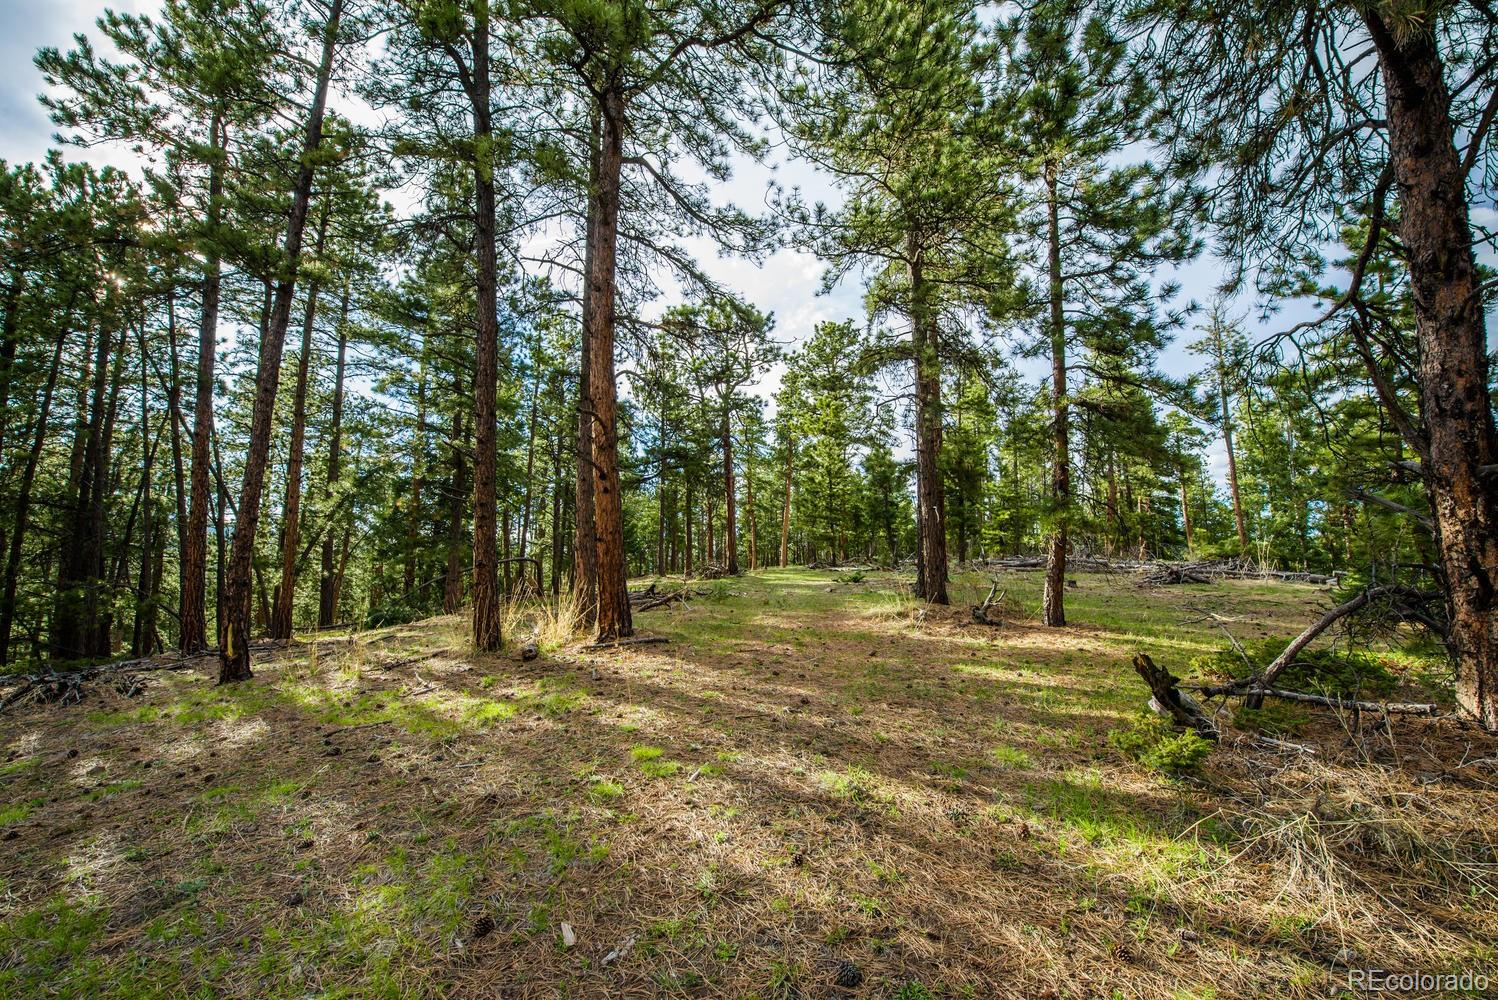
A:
0;568;1492;998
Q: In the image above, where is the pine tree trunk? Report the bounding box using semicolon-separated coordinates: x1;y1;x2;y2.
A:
164;289;188;639
518;356;540;591
779;434;791;568
684;478;694;575
573;109;601;625
1366;14;1498;729
444;402;467;614
587;88;632;641
551;433;564;597
219;0;342;682
1179;463;1194;552
656;403;667;576
722;410;738;575
405;346;427;599
468;6;503;655
132;332;157;656
270;211;327;642
319;283;350;627
52;320;117;660
745;420;758;572
1217;345;1248;552
181;113;226;655
1042;160;1068;627
909;244;948;605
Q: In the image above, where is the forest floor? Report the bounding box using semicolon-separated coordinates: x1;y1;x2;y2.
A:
1;568;1495;999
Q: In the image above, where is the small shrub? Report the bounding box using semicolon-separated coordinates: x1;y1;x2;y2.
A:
1109;714;1213;775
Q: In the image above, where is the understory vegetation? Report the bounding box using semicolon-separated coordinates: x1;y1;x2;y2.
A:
1;570;1494;998
1;0;1496;995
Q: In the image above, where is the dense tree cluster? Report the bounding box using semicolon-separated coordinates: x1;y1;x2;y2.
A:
0;0;1492;725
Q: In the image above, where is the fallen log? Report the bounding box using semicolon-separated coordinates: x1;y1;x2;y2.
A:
1199;586;1398;707
1139;565;1211;586
627;582;659;604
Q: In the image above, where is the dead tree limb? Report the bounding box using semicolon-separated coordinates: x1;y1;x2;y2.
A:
1351;488;1434;532
1131;653;1219;739
1217;686;1440;717
585;636;670;650
1200;587;1397;708
971;581;1004;625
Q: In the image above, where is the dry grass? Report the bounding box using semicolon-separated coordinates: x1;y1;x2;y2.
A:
0;568;1493;998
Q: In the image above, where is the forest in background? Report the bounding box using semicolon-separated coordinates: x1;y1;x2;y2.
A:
0;0;1495;725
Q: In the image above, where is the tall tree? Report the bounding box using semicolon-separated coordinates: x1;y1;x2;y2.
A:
998;1;1198;625
1125;0;1498;727
779;0;1016;604
37;0;281;655
219;0;345;681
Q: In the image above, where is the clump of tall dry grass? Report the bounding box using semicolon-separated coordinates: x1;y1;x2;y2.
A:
1219;745;1496;958
500;591;586;653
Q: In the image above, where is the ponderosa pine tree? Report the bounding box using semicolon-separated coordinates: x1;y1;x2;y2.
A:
36;0;282;656
219;0;346;682
1122;0;1498;727
779;0;1017;604
996;1;1198;625
528;0;793;639
370;0;518;653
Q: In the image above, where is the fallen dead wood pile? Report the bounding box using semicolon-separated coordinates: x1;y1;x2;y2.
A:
969;554;1340;585
627;583;711;612
1145;559;1340;585
1139;564;1212;586
0;651;212;712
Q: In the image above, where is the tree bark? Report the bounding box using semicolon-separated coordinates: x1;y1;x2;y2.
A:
909;243;948;604
52;317;117;660
721;410;738;575
1042;159;1068;627
684;477;694;575
779;432;792;567
163;288;188;639
517;348;540;592
656;400;667;576
1178;462;1194;552
587;88;633;641
219;0;342;682
443;397;467;614
1213;326;1249;552
132;326;158;657
744;418;758;572
461;8;503;654
1365;14;1498;729
573;109;601;625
